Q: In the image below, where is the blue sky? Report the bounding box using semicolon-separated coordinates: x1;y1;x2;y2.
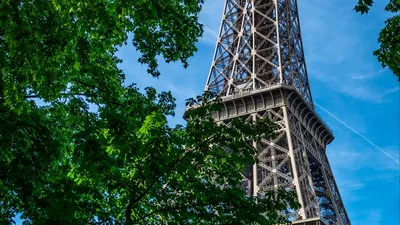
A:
14;1;399;224
118;0;400;224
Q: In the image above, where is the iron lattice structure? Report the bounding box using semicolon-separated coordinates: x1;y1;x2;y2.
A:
201;0;351;224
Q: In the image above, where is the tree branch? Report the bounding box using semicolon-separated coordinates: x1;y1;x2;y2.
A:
72;78;127;107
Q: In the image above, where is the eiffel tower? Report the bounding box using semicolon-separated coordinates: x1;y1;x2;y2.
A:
195;0;351;224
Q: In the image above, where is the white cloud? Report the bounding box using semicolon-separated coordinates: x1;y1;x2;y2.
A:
299;0;399;103
198;1;224;45
352;69;387;80
367;210;383;225
384;86;400;96
328;143;399;172
165;83;198;100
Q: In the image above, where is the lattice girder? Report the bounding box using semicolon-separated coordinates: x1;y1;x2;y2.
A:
193;87;350;225
186;0;351;223
205;0;313;105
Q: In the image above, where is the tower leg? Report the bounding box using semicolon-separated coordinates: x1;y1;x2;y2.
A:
283;106;306;219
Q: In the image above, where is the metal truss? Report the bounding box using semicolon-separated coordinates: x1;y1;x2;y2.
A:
197;0;352;224
209;88;351;224
195;0;350;225
205;0;313;105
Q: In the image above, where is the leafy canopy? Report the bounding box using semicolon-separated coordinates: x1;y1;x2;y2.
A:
354;0;400;81
0;0;299;224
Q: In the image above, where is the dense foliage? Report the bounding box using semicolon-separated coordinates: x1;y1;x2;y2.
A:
0;0;299;224
355;0;400;81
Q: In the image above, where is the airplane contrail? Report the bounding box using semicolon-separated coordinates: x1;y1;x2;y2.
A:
314;102;400;165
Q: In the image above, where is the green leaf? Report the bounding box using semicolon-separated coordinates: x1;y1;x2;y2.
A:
0;0;298;224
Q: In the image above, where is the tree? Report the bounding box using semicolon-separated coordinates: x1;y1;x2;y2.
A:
354;0;400;81
0;0;299;224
